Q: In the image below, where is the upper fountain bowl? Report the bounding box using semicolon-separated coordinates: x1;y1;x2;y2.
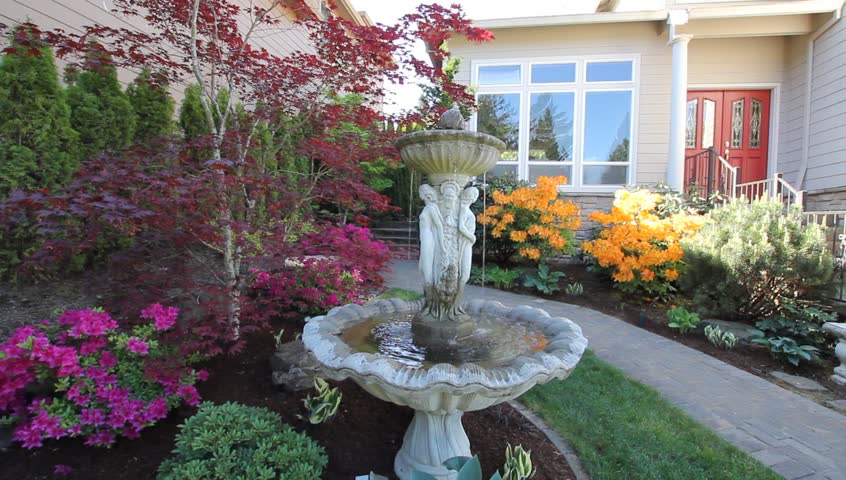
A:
396;130;506;186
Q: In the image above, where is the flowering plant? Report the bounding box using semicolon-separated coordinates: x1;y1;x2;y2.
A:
299;224;391;287
0;305;205;449
582;189;703;298
251;258;370;318
477;176;581;263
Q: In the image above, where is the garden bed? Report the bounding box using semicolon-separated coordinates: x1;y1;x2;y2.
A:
0;317;576;480
492;261;845;404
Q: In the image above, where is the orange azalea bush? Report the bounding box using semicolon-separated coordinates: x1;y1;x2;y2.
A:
477;176;580;263
582;189;703;298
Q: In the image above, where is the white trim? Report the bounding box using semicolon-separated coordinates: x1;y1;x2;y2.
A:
688;82;781;179
471;54;640;193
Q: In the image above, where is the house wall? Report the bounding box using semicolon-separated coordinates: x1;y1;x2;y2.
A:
449;23;786;190
0;0;316;101
805;14;846;198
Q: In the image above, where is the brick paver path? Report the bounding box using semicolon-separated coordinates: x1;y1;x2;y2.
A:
385;260;846;480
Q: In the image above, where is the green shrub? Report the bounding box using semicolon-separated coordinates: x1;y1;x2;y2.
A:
666;307;700;334
681;200;833;321
0;24;80;196
158;402;326;480
127;69;175;142
66;46;136;158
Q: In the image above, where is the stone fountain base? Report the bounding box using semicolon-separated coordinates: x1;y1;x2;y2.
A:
302;298;587;480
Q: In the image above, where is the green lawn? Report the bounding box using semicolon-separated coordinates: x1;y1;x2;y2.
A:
521;351;780;480
374;288;423;302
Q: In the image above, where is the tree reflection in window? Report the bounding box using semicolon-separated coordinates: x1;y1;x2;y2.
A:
477;93;520;160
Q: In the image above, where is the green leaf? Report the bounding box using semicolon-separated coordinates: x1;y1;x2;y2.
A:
411;471;439;480
443;456;472;472
456;456;482;480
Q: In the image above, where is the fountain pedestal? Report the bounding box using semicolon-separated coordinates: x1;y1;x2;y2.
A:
395;411;470;479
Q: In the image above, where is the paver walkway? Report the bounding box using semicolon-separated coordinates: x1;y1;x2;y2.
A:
385;260;846;480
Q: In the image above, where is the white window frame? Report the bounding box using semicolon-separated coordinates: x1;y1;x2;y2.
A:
471;54;640;193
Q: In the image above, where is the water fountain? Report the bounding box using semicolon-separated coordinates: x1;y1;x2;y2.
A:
302;107;588;480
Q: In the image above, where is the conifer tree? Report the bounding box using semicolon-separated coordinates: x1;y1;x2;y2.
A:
66;45;136;159
0;24;80;196
127;69;175;141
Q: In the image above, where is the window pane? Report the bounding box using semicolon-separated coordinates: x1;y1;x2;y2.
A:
685;99;697;148
731;99;744;148
477;93;520;161
584;91;632;162
586;61;633;82
529;92;574;162
702;100;716;149
478;65;521;85
529;165;572;184
531;63;576;83
583;165;628;185
750;99;762;148
487;163;518;178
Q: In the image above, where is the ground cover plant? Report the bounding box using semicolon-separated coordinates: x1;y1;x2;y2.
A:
521;351;780;480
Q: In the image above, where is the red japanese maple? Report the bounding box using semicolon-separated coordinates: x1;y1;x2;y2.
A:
1;1;491;354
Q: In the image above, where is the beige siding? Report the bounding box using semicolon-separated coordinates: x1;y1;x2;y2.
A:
1;0;315;101
450;24;786;187
805;15;846;192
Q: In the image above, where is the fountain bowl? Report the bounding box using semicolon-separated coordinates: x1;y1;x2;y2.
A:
396;130;506;186
302;297;587;480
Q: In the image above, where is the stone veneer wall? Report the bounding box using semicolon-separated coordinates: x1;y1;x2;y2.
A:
805;187;846;212
566;193;614;243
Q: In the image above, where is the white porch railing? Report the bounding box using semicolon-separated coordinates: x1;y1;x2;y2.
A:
735;173;804;208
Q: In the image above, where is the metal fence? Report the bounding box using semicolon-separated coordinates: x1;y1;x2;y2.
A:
802;210;846;301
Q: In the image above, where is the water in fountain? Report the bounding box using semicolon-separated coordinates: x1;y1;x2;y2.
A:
341;311;549;369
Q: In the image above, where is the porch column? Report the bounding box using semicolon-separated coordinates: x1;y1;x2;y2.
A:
667;11;692;191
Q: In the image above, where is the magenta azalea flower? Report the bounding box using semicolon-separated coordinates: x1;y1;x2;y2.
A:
125;338;149;356
54;464;74;475
140;304;179;331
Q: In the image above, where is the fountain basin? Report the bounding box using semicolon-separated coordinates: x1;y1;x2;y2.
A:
396;130;506;186
302;297;587;479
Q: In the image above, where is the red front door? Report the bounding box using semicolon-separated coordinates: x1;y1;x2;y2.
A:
685;90;770;183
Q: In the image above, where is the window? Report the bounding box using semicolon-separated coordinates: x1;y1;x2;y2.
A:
473;57;637;190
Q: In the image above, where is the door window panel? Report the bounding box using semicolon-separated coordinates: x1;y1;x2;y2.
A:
685;99;697;148
702;99;716;149
750;99;762;148
731;99;744;149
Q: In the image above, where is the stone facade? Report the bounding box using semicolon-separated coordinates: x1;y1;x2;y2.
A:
567;193;615;242
805;187;846;212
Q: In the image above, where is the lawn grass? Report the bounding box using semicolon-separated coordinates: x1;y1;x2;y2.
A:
521;351;780;480
373;288;423;301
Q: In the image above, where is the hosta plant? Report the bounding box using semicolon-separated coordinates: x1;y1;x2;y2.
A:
157;402;327;480
0;305;205;449
704;325;737;350
666;307;701;335
486;265;522;289
565;282;584;296
303;378;341;425
522;264;566;295
750;335;819;367
503;444;535;480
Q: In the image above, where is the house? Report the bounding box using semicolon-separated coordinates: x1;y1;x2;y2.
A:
1;0;372;99
447;0;846;214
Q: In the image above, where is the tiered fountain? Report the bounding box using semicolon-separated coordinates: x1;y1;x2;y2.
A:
302;107;588;480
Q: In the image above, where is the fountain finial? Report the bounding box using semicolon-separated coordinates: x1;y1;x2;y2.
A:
438;102;465;130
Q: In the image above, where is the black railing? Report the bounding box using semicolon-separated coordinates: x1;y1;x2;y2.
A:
684;147;718;197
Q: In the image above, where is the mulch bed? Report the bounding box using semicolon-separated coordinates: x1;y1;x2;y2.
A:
0;318;576;480
514;262;845;399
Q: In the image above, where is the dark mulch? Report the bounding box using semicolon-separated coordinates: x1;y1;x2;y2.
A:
0;319;575;480
513;262;845;401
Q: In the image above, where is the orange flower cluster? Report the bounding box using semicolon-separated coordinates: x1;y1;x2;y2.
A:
478;176;581;263
581;189;702;297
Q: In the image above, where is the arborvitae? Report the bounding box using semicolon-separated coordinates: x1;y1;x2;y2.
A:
127;69;175;142
66;45;136;159
179;83;230;141
0;25;80;196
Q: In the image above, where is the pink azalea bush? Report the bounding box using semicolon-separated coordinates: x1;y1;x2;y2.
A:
0;305;205;449
251;258;372;318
